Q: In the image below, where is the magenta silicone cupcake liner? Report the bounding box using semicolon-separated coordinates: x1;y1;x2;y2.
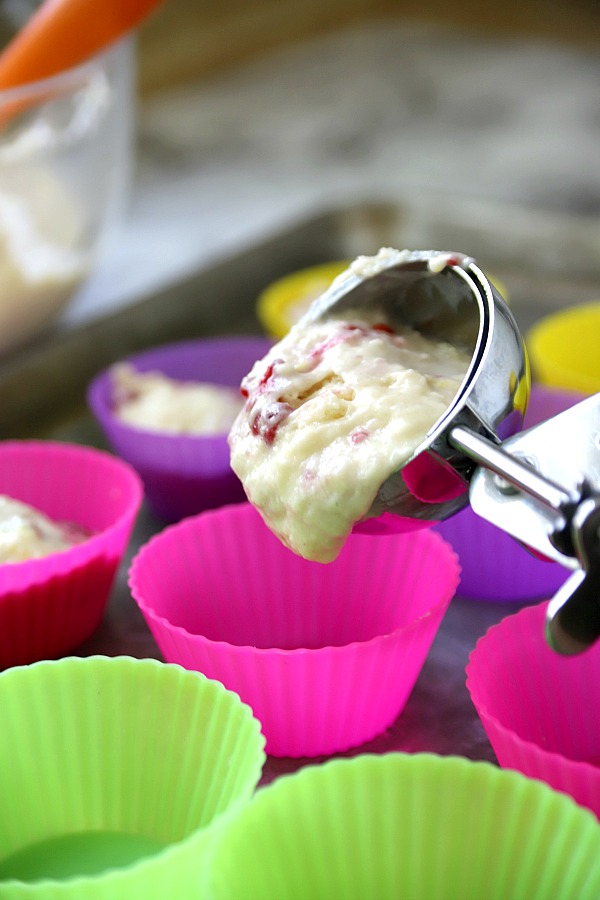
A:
87;336;272;522
467;600;600;818
129;502;460;758
435;383;585;601
0;440;143;668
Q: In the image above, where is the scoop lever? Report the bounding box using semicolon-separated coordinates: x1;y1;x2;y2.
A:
546;496;600;654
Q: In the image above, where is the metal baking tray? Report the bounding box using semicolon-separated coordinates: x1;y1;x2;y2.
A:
3;196;599;781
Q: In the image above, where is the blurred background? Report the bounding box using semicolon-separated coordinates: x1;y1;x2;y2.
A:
137;0;598;92
82;0;600;323
0;0;599;350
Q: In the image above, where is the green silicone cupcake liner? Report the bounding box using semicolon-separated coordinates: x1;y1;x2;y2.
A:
0;656;265;898
208;752;600;900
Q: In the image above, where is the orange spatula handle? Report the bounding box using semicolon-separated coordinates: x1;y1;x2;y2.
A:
0;0;166;90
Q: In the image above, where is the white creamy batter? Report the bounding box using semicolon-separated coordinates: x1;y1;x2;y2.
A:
0;495;88;564
229;274;472;563
112;363;243;435
0;166;90;354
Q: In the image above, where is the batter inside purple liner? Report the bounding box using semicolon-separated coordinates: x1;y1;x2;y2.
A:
110;363;243;436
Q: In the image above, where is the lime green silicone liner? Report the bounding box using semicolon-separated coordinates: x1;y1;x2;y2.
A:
0;655;265;899
208;752;600;900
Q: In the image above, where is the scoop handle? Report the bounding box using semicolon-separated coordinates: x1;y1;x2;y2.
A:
452;424;600;655
0;0;165;90
449;425;573;512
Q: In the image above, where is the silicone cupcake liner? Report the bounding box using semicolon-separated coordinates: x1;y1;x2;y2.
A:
207;752;600;900
87;336;272;522
523;382;586;425
129;502;459;758
434;510;569;601
527;302;600;395
0;441;142;668
467;601;600;818
434;383;584;601
0;655;265;898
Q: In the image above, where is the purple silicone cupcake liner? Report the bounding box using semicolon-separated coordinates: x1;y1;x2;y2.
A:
87;336;272;522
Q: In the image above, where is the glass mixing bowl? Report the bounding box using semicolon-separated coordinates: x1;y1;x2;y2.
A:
0;23;134;355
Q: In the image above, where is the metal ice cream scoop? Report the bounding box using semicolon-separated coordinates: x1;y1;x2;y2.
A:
301;249;600;656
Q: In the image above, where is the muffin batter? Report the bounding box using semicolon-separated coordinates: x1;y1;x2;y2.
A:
111;364;243;435
0;495;88;564
0;167;90;354
229;270;471;563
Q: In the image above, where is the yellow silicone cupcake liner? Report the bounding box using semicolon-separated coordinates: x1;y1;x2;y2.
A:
527;301;600;394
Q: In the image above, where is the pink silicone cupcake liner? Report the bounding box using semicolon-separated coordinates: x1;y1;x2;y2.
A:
467;600;600;818
435;383;585;601
129;502;460;758
0;441;143;668
87;336;272;522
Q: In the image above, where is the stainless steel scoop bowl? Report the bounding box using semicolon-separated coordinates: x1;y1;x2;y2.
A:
302;250;530;524
302;249;600;655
